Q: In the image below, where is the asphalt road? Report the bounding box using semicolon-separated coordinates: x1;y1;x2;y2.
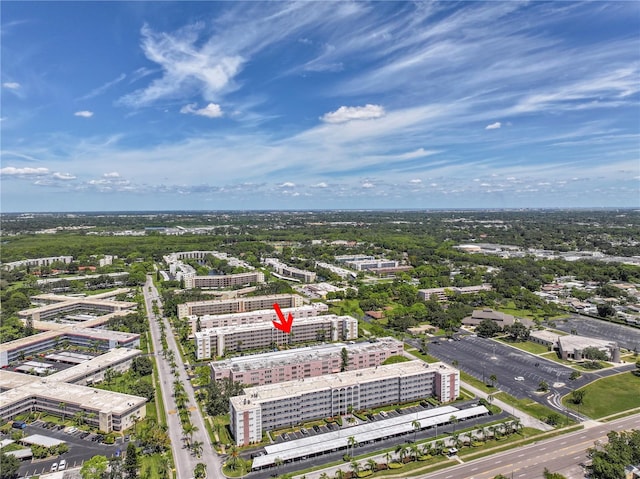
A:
416;412;640;479
144;275;222;479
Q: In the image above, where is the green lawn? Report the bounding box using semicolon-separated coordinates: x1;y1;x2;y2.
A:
496;339;550;355
405;347;440;364
381;355;410;365
139;452;172;479
494;392;575;426
561;371;640;419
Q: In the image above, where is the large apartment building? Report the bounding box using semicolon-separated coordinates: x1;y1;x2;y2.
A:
177;294;304;318
183;271;265;289
187;304;329;335
230;360;459;445
18;293;137;323
418;284;492;302
263;258;317;283
194;315;358;359
2;256;74;271
0;348;146;432
210;337;403;385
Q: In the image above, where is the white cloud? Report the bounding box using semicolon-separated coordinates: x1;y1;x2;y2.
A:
52;172;76;180
103;172;121;178
409;178;422;184
74;110;94;118
311;182;328;188
0;166;49;176
485;121;502;130
279;182;296;188
180;103;223;118
321;104;385;123
2;82;21;89
361;181;375;188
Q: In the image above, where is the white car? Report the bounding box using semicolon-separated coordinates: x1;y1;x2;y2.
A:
59;459;67;470
50;463;58;472
515;376;525;381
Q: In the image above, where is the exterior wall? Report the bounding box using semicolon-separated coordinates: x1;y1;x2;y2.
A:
3;256;74;271
211;339;403;385
230;362;460;445
188;304;328;335
195;315;358;359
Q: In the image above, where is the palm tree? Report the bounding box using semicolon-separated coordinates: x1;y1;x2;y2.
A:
193;463;206;479
419;443;433;457
409;443;420;461
58;402;66;422
319;473;330;479
350;460;360;478
384;451;392;468
433;440;445;455
347;436;357;458
395;444;407;463
334;469;345;479
274;457;283;476
412;419;420;442
489;374;497;387
191;440;203;458
366;459;377;473
449;414;459;434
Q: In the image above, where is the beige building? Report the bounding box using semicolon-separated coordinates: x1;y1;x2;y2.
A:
195;314;358;359
183;271;265;289
177;294;304;318
263;258;317;283
187;303;329;335
230;360;459;445
0;348;146;432
418;284;492;302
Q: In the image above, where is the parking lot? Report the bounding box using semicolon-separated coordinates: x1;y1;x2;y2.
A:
549;315;640;351
425;335;583;400
12;421;122;477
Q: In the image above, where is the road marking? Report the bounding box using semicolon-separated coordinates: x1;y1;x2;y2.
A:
517;453;525;457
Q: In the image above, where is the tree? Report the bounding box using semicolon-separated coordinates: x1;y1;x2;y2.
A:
59;402;66;421
489;374;497;387
537;380;549;392
588;430;640;479
582;347;608;361
341;347;349;372
350;461;361;478
596;303;616;318
0;451;20;479
194;463;207;479
412;419;420;442
132;356;153;376
634;359;640;377
569;371;582;380
81;455;109;479
108;456;124;479
347;436;357;458
504;322;530;342
476;319;502;338
571;389;586;405
366;459;377;473
124;442;139;479
543;468;567;479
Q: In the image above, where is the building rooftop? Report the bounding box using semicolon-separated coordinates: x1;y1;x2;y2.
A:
211;338;402;372
48;348;140;383
557;335;617;350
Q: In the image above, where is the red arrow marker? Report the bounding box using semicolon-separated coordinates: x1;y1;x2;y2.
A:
273;303;294;333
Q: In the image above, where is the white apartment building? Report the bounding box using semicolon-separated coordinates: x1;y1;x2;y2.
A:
187;303;329;335
178;294;304;318
230;360;459;445
183;271;265;289
263;258;317;283
2;256;74;271
210;337;404;385
194;315;358;359
344;259;399;271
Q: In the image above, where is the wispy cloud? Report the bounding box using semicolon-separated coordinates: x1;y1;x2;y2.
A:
485;122;501;130
77;73;126;101
2;82;21;89
74;110;94;118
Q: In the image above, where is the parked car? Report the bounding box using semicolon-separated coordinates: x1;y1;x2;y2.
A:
59;459;66;470
50;463;58;472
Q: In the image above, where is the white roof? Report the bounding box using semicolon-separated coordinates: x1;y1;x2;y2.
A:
22;434;66;447
252;405;488;468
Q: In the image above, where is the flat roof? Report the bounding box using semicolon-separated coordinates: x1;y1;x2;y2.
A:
48;348;140;383
0;374;146;415
22;434;65;447
252;405;489;468
558;335;616;350
232;360;453;410
211;338;402;372
197;314;355;338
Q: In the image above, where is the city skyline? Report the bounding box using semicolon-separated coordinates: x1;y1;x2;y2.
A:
1;1;639;212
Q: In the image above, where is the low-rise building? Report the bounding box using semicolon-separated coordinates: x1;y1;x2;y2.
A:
194;314;358;359
418;284;492;302
230;360;459;445
210;337;403;385
263;258;316;283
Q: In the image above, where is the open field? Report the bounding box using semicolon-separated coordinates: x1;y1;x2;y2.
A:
561;371;640;419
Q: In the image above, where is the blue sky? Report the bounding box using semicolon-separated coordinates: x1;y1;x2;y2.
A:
1;1;639;212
